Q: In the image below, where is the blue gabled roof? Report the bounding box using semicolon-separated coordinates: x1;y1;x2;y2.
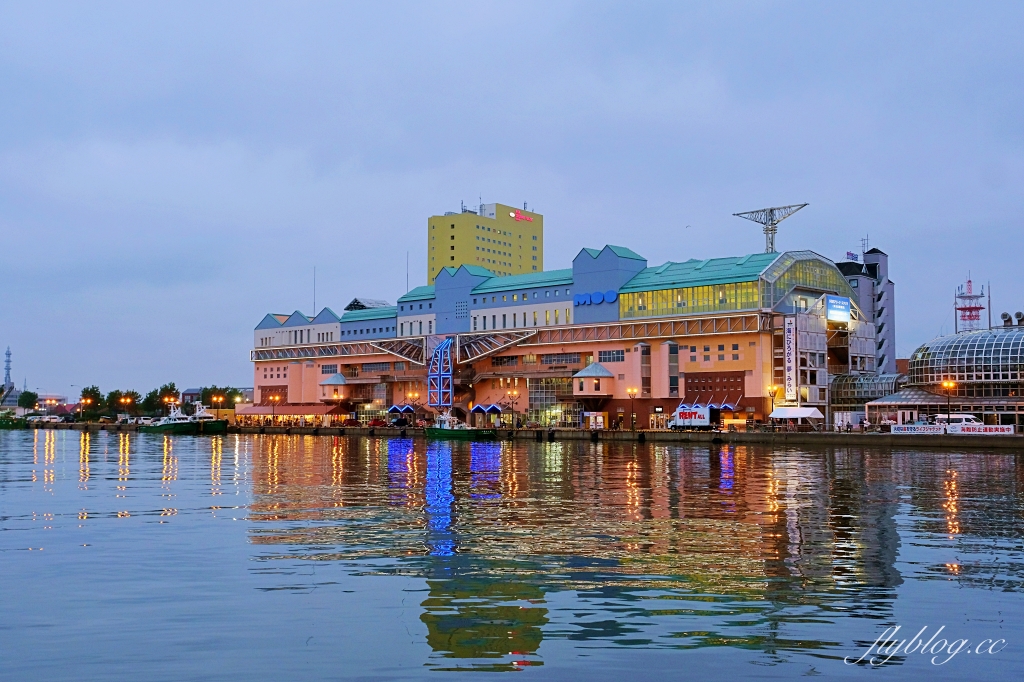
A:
311;307;342;324
281;311;312;327
255;313;287;330
579;247;602;259
619;253;780;293
340;306;398;322
470;268;574;294
573;362;615;378
398;285;435;303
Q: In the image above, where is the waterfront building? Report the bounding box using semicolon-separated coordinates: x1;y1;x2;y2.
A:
428;202;543;283
836;248;896;373
246;240;884;428
868;317;1024;428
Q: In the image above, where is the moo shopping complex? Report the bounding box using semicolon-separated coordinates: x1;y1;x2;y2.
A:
241;202;918;429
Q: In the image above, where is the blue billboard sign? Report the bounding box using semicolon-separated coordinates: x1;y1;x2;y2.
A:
826;295;851;323
574;290;619;306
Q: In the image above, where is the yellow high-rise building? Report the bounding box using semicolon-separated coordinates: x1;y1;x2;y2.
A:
428;202;543;283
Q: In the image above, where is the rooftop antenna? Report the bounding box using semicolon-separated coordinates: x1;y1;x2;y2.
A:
406;251;410;293
733;203;808;253
955;274;985;333
3;347;11;388
861;235;870;254
313;266;316;314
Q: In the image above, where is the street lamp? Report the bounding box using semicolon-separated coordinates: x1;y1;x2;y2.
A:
506;389;519;430
163;395;178;416
80;397;92;421
626;387;638;431
211;395;224;411
270;394;281;423
941;380;956;433
767;384;778;429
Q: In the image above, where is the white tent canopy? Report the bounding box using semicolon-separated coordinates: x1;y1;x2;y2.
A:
770;407;824;420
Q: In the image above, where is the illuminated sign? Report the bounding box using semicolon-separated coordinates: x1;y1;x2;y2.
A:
784;317;797;401
509;209;534;222
573;290;619;306
826;295;851;323
676;406;710;426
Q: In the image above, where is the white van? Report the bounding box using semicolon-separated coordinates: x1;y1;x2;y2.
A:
933;414;983;425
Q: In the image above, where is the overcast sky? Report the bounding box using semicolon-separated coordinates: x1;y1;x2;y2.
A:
2;1;1022;397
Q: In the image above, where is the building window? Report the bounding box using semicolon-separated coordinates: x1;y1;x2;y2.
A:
545;310;550;325
428;321;433;334
593;379;601;391
579;379;584;392
718;354;725;361
598;350;625;363
473;316;478;331
321;364;338;374
502;314;507;329
732;354;739;360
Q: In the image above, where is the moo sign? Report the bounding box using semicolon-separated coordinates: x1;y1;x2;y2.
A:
574;290;619;306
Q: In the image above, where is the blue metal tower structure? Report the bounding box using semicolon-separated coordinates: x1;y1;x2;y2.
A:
427;337;454;408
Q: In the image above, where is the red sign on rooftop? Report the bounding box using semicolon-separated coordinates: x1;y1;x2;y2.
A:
509;209;533;222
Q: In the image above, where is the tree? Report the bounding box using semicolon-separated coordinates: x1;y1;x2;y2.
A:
18;390;39;410
80;386;103;419
200;385;245;408
141;389;161;415
106;390;124;414
123;390;142;415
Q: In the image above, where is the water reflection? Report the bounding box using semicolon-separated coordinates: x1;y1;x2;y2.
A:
239;438;1024;669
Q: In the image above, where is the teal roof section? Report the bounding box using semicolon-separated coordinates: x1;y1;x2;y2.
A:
398;285;435;303
340;306;398;322
440;264;495;278
470;268;574;294
619;252;780;293
579;247;603;258
605;245;646;260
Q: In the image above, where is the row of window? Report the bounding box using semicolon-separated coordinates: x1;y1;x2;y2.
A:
473;309;571;330
400;302;433;312
400;320;433;336
474;289;570;304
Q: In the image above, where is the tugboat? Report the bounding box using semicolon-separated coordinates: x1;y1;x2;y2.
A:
190;403;228;434
425;409;498;441
139;406;197;435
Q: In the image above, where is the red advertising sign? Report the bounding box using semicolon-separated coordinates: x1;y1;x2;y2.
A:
509;209;533;222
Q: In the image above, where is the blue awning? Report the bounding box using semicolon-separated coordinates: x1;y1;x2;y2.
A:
388;404;417;413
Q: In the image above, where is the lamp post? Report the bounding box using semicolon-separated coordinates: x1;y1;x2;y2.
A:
506;389;519;430
212;395;224;412
627;387;638;431
767;384;778;430
270;394;281;423
80;397;92;421
941;380;956;433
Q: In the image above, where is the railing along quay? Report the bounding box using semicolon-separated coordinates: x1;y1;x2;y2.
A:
16;422;1024;449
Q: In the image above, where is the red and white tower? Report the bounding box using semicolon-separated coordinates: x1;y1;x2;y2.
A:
955;278;986;333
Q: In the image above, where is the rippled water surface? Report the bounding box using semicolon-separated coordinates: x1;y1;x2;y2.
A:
2;430;1023;680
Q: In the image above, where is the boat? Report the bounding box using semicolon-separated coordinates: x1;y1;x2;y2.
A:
190;403;228;434
139;406;197;435
425;410;498;440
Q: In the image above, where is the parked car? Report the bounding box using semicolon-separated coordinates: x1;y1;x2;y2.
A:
341;418;361;427
368;418;388;427
136;417;155;425
97;416;113;424
390;417;409;427
60;415;76;423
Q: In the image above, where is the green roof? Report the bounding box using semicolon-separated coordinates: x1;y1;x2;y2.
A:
580;247;602;258
471;268;574;294
397;285;435;303
340;306;398;322
619;253;780;293
440;264;495;278
605;245;646;260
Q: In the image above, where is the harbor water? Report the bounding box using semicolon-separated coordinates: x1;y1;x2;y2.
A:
1;430;1022;680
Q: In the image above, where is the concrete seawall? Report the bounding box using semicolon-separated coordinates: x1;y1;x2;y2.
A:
24;422;1024;450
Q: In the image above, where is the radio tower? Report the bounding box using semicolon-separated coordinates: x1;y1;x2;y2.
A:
3;347;11;389
733;203;808;253
954;277;985;333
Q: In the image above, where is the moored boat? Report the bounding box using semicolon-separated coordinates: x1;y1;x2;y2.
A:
190;403;228;434
425;410;498;440
139;407;197;434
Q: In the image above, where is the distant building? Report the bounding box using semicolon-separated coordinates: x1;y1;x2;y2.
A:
428;202;543;284
837;249;896;373
181;388;202;404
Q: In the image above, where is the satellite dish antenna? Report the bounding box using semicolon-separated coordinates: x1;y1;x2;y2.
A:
733;203;808;253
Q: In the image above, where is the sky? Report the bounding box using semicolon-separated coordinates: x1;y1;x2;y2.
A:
1;1;1023;398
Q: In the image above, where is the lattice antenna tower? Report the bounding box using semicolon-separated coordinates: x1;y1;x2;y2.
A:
733;203;808;253
954;276;985;333
3;347;11;388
